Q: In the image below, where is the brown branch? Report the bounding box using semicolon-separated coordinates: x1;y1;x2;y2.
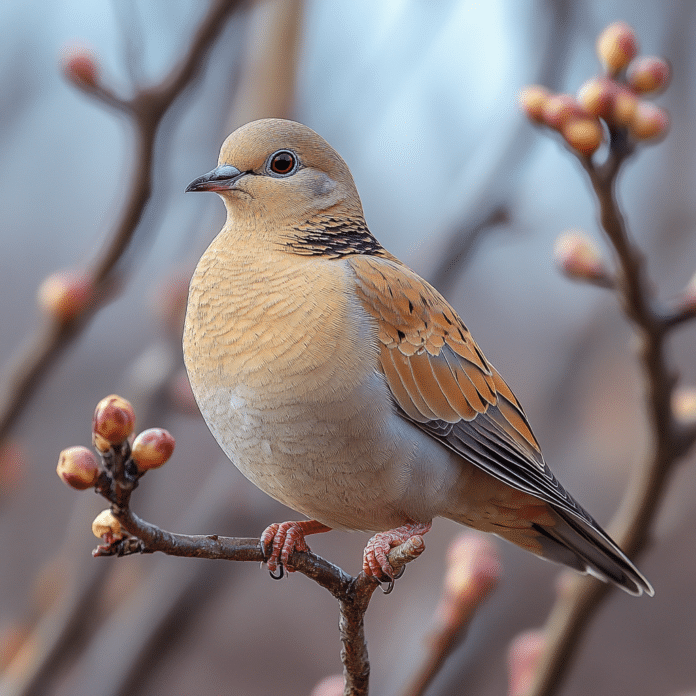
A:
527;129;696;696
0;0;245;444
83;424;424;696
103;510;422;696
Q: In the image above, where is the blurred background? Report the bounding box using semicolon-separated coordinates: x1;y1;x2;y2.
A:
0;1;695;694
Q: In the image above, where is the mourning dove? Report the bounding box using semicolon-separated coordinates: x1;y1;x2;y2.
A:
183;118;653;596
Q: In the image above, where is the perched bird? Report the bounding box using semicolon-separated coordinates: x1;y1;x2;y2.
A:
183;118;653;596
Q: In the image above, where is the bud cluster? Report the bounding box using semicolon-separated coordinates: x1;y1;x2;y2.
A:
57;395;175;494
520;21;670;154
519;86;603;156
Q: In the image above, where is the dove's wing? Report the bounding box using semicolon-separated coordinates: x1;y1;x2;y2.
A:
347;253;653;596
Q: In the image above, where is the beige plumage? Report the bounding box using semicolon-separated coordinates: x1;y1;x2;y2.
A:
183;118;653;596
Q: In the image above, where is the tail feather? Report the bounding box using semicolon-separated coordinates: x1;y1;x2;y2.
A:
532;508;653;597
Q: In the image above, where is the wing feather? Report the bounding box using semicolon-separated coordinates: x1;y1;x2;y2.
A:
347;254;575;514
346;253;652;596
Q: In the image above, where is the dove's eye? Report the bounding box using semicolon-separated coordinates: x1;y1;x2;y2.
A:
268;150;298;177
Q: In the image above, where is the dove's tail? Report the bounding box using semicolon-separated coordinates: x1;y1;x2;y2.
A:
525;506;654;597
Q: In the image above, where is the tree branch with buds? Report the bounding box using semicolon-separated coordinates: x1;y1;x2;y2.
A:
518;21;696;696
58;394;429;696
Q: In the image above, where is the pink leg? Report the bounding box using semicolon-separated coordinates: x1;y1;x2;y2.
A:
363;520;432;579
260;520;331;574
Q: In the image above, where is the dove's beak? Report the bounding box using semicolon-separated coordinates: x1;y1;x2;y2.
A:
186;165;246;192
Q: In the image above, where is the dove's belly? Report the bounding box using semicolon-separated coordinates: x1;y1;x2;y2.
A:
195;367;462;531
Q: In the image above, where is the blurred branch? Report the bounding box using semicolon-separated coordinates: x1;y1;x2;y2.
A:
528;140;696;696
402;534;502;696
519;23;696;695
428;0;576;294
0;0;245;445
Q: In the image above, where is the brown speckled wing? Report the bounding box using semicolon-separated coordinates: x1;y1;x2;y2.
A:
348;254;592;523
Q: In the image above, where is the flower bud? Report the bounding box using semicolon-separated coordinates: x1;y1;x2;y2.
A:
435;532;502;628
541;94;584;130
519;85;551;123
131;428;175;471
37;270;93;322
596;22;638;74
561;118;603;156
92;509;124;542
627;56;671;94
507;629;546;696
61;45;99;88
56;446;99;490
577;77;615;119
93;395;136;447
554;232;608;283
611;87;639;127
673;387;696;424
629;101;669;140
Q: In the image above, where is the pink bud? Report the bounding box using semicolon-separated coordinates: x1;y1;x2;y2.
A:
541;94;585;130
554;232;608;283
93;395;136;448
629;101;669;140
131;428;175;471
61;45;99;88
507;630;546;696
57;446;100;490
577;77;616;119
310;675;344;696
436;532;502;627
611;87;639;127
519;85;551;123
627;56;671;94
37;270;93;322
596;22;638;74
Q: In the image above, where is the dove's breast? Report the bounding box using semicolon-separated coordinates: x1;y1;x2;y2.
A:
183;241;462;530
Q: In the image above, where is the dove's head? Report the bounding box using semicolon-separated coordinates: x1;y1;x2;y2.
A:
186;119;365;232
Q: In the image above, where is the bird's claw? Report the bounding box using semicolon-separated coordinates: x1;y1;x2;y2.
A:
379;565;405;594
363;521;432;581
269;563;285;580
259;521;314;577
